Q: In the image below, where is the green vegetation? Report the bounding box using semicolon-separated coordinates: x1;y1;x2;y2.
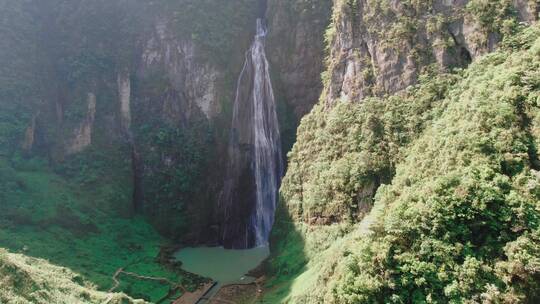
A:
3;0;540;303
0;1;254;302
0;249;146;303
466;0;518;34
269;24;540;303
0;153;192;302
465;0;520;47
134;118;213;239
281;69;457;224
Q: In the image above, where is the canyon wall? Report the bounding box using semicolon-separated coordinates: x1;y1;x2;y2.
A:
0;0;331;245
325;0;539;105
268;1;540;302
281;0;540;226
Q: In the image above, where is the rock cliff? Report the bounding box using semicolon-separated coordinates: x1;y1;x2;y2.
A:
281;0;539;226
268;1;540;302
0;0;330;245
325;0;539;105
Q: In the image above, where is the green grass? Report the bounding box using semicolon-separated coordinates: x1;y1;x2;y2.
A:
0;248;147;303
0;155;187;302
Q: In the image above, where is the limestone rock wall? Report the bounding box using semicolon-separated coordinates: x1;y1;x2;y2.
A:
65;93;96;155
139;18;220;124
267;0;333;119
117;71;132;133
324;0;539;105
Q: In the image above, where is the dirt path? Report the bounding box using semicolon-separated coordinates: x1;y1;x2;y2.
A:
109;266;189;303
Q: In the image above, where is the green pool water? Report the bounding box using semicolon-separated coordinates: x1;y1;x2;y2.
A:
175;246;270;285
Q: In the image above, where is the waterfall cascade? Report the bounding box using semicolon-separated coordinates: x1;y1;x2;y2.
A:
220;19;283;249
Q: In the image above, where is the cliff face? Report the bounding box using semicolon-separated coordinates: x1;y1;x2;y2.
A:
267;0;333;119
138;18;222;123
129;14;246;240
0;0;330;245
280;0;539;226
325;0;539;105
65;93;97;155
129;2;329;242
269;1;540;303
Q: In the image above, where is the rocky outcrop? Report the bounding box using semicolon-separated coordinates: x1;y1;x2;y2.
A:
130;17;222;239
140;19;220;123
117;71;132;133
267;0;332;118
22;114;38;152
66;93;96;155
324;0;539;106
514;0;539;22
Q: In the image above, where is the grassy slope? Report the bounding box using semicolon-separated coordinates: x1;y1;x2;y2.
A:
0;152;186;302
0;249;147;304
267;24;540;303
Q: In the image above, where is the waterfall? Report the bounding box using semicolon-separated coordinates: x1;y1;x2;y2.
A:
251;19;282;246
220;19;283;249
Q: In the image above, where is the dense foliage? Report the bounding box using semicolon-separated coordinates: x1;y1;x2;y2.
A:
134;118;213;238
281;71;456;224
270;24;540;303
0;1;229;301
0;152;192;302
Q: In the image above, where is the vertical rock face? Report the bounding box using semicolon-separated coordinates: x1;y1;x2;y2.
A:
22;114;38;152
66;93;96;155
324;0;539;106
267;0;333;119
117;71;131;133
130;3;329;243
140;19;220;123
132;17;225;239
